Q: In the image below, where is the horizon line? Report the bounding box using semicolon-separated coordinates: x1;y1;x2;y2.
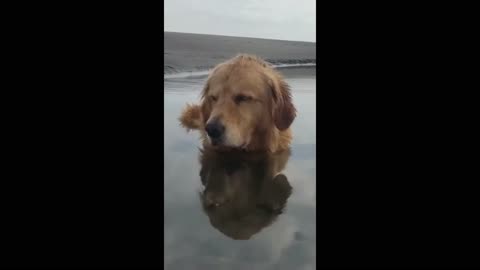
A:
164;31;316;43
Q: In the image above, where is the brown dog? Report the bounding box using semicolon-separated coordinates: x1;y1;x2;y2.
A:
179;54;296;153
198;147;292;240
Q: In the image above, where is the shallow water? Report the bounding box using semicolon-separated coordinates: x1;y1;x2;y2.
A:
164;67;316;270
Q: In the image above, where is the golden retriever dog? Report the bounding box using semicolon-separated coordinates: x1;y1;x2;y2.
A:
179;54;296;153
198;147;292;240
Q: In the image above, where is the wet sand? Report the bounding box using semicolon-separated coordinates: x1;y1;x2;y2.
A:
164;67;316;270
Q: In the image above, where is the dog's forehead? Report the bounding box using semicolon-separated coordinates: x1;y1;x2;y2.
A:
209;65;268;95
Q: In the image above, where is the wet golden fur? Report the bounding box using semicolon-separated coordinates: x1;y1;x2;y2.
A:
179;54;296;153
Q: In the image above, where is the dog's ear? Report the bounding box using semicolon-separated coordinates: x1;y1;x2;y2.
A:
269;74;296;130
258;173;292;213
180;65;220;130
179;103;203;130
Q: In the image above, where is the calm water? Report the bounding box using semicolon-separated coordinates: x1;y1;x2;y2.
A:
164;67;316;270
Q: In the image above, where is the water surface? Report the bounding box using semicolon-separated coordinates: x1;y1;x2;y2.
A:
164;67;316;270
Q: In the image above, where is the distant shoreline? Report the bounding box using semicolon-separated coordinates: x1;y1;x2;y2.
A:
165;31;315;43
164;32;316;76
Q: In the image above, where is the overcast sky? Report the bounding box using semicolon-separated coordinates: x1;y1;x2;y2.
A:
164;0;315;42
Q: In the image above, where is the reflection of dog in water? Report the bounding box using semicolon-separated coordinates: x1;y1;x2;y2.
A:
198;147;292;240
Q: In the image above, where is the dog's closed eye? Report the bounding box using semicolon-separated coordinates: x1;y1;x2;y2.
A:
209;96;217;102
234;94;253;104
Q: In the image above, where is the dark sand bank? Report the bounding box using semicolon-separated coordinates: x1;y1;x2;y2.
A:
164;32;316;75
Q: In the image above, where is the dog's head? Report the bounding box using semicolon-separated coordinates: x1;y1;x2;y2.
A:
198;148;292;240
200;55;296;149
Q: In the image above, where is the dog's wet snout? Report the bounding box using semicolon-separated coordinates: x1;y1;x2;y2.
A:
205;121;225;139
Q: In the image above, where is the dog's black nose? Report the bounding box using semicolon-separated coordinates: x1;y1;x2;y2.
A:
205;121;225;139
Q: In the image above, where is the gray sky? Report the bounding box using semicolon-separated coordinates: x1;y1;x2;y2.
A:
164;0;316;42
